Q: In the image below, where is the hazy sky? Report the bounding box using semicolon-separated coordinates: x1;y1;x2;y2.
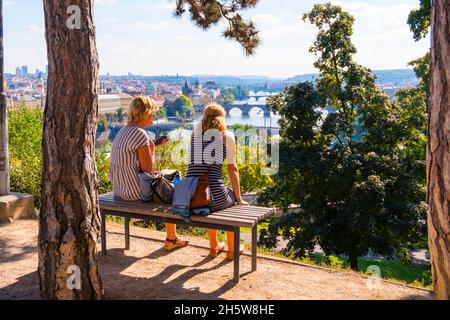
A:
4;0;430;78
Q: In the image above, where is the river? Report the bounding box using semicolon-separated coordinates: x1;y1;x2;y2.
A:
197;108;281;128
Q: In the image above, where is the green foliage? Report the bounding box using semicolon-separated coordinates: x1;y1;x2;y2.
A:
220;145;273;193
154;137;190;178
154;132;272;193
407;0;431;42
114;107;126;123
218;85;249;104
261;3;427;271
174;0;260;56
406;1;430;101
229;123;255;132
8;106;43;207
96;143;113;194
218;91;235;105
156;104;167;119
165;95;194;118
408;52;430;94
97;116;107;133
234;85;250;100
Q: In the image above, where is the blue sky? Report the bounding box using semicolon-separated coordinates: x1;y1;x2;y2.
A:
4;0;430;78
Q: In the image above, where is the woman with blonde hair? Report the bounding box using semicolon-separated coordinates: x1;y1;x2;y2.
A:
186;104;249;260
110;96;189;251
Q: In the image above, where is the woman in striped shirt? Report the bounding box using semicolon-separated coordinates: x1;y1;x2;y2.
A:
110;96;189;251
186;104;249;260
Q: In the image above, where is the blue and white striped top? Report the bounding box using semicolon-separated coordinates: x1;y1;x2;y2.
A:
186;131;236;212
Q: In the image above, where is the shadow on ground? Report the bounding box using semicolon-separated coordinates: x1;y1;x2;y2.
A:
100;246;247;299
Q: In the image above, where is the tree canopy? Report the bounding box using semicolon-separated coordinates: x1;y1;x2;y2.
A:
407;0;431;42
175;0;260;55
260;3;427;271
165;95;194;117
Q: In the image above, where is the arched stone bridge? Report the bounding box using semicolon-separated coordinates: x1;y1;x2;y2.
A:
224;102;271;116
248;92;277;101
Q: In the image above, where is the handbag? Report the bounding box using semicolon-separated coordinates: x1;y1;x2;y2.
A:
189;132;226;209
151;170;180;204
190;166;212;209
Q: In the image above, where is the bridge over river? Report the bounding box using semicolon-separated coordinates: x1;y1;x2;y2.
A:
150;121;279;137
223;101;272;116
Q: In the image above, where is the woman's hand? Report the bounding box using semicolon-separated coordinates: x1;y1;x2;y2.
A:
236;199;249;206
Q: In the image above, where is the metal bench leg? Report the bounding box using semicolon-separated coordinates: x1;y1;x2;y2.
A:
101;212;107;255
125;217;130;250
252;224;257;272
234;227;240;283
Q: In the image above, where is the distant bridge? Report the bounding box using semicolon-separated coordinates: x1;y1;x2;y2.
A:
224;102;271;116
248;92;277;102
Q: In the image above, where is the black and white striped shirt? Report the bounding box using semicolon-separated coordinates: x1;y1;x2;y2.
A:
110;125;149;200
186;131;236;212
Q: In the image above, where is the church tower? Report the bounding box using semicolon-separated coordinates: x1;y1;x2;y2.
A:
182;80;193;96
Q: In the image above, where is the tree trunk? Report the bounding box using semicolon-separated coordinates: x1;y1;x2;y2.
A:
0;0;10;196
38;0;103;299
427;0;450;300
349;253;358;271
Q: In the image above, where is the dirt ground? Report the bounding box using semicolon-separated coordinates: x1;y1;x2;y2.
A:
0;219;433;300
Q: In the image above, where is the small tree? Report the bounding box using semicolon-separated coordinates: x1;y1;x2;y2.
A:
114;107;125;123
261;3;427;271
97;116;107;133
167;95;193;118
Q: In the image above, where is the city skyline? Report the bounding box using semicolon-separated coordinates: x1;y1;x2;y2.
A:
5;0;430;78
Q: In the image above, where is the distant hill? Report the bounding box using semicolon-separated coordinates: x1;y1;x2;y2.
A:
285;69;418;87
103;69;418;90
189;69;419;88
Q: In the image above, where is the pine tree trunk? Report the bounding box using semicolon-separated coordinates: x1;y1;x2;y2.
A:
427;0;450;300
0;0;10;196
38;0;103;299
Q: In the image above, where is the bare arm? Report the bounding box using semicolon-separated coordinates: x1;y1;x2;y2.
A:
137;140;156;173
225;131;249;205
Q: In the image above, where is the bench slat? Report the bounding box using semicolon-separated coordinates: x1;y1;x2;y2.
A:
100;202;256;227
212;210;264;219
220;207;269;216
206;212;261;221
100;198;172;211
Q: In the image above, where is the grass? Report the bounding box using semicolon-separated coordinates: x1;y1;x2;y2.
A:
240;218;272;234
106;216;433;290
253;247;433;290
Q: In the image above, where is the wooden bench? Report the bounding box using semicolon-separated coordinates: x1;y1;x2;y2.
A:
99;192;276;282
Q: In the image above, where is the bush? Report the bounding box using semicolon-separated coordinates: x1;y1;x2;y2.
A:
8;106;43;207
96;143;112;194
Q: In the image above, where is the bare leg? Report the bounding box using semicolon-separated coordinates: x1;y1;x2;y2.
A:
166;223;177;240
208;229;225;257
208;229;219;248
227;231;235;253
